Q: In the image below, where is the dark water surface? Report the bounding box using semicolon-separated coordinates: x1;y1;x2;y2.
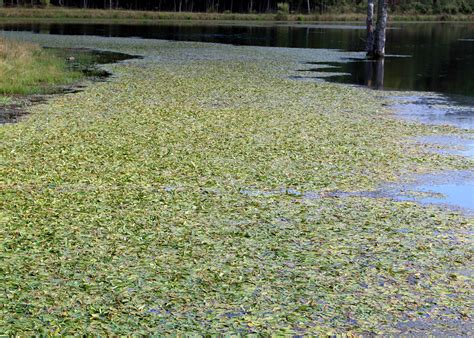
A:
1;21;474;96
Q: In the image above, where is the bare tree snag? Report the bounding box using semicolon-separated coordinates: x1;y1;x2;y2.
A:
374;0;388;58
366;0;375;56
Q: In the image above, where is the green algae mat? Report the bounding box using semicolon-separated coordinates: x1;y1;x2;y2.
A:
1;33;473;335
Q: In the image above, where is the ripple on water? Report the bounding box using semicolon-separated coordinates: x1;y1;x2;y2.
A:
391;95;474;130
240;171;474;216
389;171;474;214
416;135;474;159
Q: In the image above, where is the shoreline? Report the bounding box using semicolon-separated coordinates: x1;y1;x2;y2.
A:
0;46;140;123
1;8;473;22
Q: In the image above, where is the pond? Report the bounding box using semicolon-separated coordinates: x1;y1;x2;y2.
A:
1;20;472;212
1;21;473;97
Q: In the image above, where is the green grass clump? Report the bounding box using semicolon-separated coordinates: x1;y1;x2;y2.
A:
0;95;13;104
0;36;473;335
0;38;82;95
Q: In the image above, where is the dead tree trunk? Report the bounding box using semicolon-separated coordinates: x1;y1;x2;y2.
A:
366;0;375;56
374;0;388;58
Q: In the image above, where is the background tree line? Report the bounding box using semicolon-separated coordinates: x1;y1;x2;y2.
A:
1;0;473;14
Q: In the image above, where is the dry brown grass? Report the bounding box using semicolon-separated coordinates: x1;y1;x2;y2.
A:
0;37;39;64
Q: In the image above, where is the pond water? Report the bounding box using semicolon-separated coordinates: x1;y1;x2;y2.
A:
390;95;474;130
241;170;474;216
417;135;474;158
1;21;473;97
390;171;474;215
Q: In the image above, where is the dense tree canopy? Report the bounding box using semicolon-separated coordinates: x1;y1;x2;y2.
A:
2;0;473;14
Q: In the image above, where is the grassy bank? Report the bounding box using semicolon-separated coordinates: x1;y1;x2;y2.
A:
1;8;473;22
0;38;82;95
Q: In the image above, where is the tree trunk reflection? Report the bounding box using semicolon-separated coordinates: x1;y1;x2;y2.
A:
365;59;384;89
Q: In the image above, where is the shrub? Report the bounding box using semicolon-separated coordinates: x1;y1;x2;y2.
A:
277;2;289;14
275;2;289;20
413;2;430;14
442;3;459;14
458;0;473;13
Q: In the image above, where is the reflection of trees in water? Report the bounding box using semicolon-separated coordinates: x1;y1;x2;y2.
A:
365;59;384;89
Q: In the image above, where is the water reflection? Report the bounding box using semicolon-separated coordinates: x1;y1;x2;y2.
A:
417;135;474;158
393;171;474;214
240;170;474;216
391;95;474;130
364;59;384;89
305;51;474;97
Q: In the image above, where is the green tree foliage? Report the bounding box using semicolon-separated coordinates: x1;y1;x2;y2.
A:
1;0;473;14
392;0;473;14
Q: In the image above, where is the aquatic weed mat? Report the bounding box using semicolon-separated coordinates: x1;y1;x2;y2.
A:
1;33;473;334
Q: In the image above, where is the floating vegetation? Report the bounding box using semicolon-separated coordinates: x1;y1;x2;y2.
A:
0;33;473;335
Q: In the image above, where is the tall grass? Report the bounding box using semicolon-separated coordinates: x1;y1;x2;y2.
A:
0;38;82;94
